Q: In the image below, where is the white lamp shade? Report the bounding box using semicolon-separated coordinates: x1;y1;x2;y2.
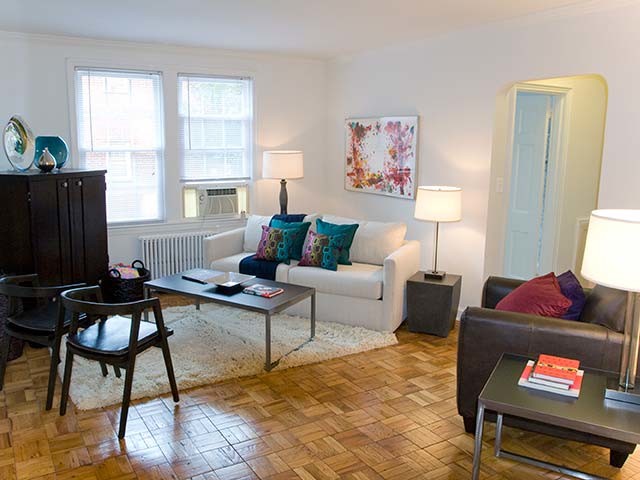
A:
262;151;304;179
414;186;462;222
582;209;640;292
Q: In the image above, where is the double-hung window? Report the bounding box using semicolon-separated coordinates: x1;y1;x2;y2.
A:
75;68;164;224
178;75;253;181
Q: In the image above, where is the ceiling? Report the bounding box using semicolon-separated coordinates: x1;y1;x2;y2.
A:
1;0;596;58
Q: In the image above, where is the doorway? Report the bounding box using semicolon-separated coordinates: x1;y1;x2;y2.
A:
503;88;566;279
483;74;608;284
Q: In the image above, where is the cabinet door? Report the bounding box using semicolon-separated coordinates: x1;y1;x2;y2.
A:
80;175;108;284
68;178;86;283
57;178;74;284
29;178;64;285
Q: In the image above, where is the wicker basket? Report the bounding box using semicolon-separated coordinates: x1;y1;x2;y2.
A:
101;260;151;303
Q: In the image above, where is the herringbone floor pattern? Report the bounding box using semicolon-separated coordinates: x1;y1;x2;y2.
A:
1;295;639;479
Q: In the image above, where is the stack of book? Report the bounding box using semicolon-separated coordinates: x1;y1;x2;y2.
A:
243;284;284;298
518;354;584;398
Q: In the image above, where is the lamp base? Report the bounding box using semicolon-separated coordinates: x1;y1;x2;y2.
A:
605;378;640;406
425;270;446;280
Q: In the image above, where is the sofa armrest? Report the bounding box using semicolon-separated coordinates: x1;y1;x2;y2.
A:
456;306;623;419
382;240;420;331
203;228;246;266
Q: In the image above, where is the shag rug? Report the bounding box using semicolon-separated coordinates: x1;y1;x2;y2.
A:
58;303;397;410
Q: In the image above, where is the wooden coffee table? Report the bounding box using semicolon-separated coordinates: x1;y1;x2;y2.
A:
143;273;316;371
472;353;640;480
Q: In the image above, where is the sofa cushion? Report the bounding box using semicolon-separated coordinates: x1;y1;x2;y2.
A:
210;253;294;282
255;226;295;263
244;214;320;252
288;262;383;300
298;230;345;271
316;218;359;265
322;215;406;265
244;215;272;252
581;284;627;332
557;270;587;321
269;219;311;260
496;273;572;318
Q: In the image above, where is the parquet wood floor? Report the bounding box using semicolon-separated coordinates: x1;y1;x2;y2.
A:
1;294;639;479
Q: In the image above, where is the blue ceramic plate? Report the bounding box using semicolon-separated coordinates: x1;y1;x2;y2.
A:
3;116;35;171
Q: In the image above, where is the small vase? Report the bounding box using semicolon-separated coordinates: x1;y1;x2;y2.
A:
34;136;69;169
36;147;56;172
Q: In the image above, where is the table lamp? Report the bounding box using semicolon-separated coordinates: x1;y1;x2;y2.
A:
414;186;462;279
262;150;304;214
582;209;640;405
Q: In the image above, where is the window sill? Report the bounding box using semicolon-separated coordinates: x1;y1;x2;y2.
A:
107;216;247;237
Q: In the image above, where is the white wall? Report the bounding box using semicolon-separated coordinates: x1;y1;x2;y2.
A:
0;31;327;263
327;2;640;309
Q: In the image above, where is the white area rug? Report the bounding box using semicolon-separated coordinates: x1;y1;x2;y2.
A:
59;303;397;410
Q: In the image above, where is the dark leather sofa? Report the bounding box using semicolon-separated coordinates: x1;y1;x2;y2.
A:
457;276;636;467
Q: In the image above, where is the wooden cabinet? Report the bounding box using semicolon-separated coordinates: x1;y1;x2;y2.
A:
0;169;108;286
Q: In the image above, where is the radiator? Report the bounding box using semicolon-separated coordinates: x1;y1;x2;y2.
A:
140;231;217;279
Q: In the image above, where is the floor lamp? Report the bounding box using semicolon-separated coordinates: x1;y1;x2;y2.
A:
582;209;640;405
262;151;304;215
414;186;462;279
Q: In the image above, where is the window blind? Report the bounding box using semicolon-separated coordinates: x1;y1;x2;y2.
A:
178;75;253;181
75;68;164;224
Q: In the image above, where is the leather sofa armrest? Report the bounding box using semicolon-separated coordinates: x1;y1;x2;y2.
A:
482;276;526;308
456;306;623;419
203;228;246;266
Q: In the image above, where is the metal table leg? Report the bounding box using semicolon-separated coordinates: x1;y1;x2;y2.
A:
143;285;150;322
471;402;485;480
265;312;272;371
310;291;316;339
495;412;503;456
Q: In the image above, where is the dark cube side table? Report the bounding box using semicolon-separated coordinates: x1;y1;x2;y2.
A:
407;272;461;337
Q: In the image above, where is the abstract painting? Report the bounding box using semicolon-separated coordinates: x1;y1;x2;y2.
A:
345;116;418;199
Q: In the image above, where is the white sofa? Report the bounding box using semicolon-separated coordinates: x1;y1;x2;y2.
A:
203;214;420;332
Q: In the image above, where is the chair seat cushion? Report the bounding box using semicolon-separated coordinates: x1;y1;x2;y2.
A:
8;301;69;333
210;253;294;282
68;315;159;355
288;262;383;300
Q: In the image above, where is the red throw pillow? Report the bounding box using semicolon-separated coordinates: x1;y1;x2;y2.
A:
496;273;572;318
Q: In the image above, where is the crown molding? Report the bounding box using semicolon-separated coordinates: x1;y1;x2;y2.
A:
0;29;325;64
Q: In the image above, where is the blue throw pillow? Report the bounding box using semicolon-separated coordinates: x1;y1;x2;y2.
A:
557;270;587;321
269;219;311;261
316;218;359;265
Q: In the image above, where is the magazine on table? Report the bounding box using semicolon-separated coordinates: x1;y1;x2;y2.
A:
243;284;284;298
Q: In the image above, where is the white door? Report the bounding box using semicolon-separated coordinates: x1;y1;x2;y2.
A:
504;92;554;279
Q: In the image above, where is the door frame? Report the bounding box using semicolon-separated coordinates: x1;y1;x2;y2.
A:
501;82;572;277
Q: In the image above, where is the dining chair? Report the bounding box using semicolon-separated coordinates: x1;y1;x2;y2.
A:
0;274;85;410
58;285;179;438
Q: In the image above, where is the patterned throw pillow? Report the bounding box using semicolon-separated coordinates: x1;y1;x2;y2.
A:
316;218;359;265
269;219;311;261
255;226;295;264
298;230;345;271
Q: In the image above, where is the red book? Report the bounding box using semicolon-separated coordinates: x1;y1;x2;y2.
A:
519;360;584;398
532;354;580;385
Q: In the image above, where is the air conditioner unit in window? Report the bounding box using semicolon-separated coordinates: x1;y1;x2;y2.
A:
183;184;248;218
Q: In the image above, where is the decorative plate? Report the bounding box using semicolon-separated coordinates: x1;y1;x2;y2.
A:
3;116;35;171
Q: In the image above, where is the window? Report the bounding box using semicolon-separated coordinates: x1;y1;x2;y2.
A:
75;68;164;224
178;75;253;181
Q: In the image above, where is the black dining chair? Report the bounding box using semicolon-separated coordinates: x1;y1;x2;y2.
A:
59;286;179;438
0;274;86;410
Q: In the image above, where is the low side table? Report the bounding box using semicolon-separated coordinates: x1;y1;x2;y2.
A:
471;354;640;480
406;272;461;337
